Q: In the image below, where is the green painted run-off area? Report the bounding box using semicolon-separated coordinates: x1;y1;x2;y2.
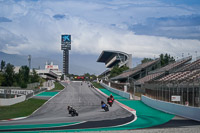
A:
36;92;58;97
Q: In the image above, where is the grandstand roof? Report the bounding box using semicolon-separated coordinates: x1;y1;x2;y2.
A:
97;50;132;68
97;50;129;63
99;69;111;76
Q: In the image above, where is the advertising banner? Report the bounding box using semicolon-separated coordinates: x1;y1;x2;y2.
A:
171;95;181;101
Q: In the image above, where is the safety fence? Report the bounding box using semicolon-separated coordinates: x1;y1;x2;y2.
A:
100;82;131;99
144;81;200;107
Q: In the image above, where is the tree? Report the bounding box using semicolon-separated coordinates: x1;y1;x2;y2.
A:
0;60;6;72
0;73;4;86
160;54;165;66
2;63;15;86
30;69;40;83
61;74;65;80
109;65;129;78
160;53;175;67
17;66;30;88
141;58;153;64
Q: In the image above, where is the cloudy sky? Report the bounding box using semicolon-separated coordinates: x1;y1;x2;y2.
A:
0;0;200;60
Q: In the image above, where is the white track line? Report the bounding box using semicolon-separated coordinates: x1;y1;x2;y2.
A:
94;87;138;128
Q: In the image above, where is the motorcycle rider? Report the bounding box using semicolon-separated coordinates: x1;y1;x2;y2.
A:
110;94;114;101
67;106;78;116
101;101;106;109
101;101;109;111
67;106;73;114
107;97;113;107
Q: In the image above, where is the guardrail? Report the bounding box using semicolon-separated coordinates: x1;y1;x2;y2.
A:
100;82;130;99
0;95;26;106
141;95;200;121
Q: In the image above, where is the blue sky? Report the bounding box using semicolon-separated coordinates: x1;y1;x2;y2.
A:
0;0;200;59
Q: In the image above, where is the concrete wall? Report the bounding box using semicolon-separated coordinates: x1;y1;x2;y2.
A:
142;95;200;121
0;95;26;106
0;89;33;95
100;83;130;99
43;80;55;90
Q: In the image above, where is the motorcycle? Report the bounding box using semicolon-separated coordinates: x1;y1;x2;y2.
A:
70;109;79;117
103;104;109;111
107;97;114;107
68;106;79;117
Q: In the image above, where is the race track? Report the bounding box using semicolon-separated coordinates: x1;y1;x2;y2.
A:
0;81;133;132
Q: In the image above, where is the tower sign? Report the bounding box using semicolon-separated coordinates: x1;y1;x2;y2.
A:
61;35;71;50
61;34;71;75
61;35;71;44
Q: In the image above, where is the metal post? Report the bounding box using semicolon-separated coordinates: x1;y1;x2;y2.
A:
182;86;183;105
195;51;197;60
187;87;189;106
161;84;163;101
169;86;170;102
199;85;200;107
193;84;194;107
156;85;158;100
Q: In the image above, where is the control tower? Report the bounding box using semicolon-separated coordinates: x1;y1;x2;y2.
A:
61;34;71;75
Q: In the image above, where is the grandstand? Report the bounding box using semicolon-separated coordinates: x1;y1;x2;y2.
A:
144;57;200;107
135;56;192;85
99;54;200;108
111;59;160;82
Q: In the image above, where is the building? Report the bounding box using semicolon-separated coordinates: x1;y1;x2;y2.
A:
36;62;62;81
97;50;132;79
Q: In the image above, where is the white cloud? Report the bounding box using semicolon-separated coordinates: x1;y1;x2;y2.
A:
0;0;200;59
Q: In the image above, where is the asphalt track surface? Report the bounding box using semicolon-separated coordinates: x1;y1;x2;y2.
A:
0;81;133;132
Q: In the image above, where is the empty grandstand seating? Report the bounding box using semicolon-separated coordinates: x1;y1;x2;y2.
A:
176;58;200;71
135;72;164;85
158;69;200;82
149;56;192;74
111;59;160;81
135;56;192;85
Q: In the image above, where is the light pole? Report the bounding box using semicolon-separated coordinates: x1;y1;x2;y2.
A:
182;53;184;58
127;76;136;99
195;51;198;60
28;55;31;69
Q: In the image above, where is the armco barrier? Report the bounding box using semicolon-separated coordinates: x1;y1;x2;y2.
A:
0;95;26;106
142;95;200;121
100;83;130;99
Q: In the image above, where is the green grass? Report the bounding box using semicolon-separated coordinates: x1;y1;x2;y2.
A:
0;98;47;120
48;82;65;91
92;82;104;88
